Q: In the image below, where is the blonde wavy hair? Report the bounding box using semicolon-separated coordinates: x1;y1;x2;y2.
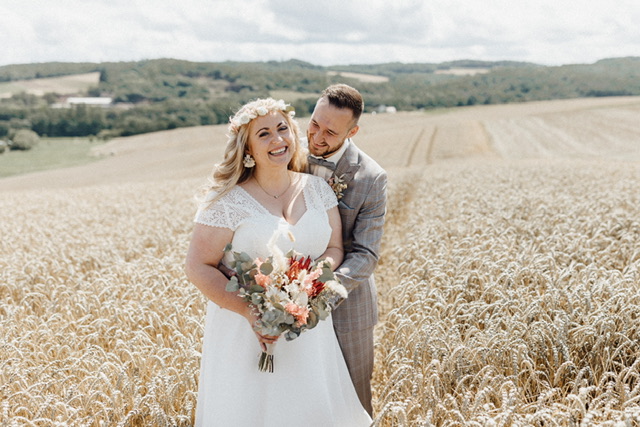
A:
201;98;307;204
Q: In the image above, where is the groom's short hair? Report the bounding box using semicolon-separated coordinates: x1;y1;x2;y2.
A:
322;84;364;123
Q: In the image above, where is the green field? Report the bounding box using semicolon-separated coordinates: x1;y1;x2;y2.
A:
0;137;102;178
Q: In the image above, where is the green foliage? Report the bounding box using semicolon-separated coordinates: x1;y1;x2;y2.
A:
0;57;638;138
30;104;107;137
10;129;40;150
0;122;8;138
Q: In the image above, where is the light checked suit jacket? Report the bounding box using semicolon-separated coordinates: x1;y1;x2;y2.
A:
309;139;387;332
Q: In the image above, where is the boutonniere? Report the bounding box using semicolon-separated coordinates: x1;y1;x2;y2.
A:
328;174;347;200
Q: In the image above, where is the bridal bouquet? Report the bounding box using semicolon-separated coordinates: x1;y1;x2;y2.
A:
224;242;347;373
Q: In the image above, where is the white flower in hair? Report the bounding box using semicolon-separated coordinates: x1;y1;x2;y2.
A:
238;113;253;125
231;99;294;132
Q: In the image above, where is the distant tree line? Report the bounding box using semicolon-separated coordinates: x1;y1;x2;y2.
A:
1;57;638;139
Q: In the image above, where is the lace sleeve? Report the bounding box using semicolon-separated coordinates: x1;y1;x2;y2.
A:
194;189;246;230
307;174;338;211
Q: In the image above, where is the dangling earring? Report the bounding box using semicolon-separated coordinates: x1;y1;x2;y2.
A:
243;153;255;168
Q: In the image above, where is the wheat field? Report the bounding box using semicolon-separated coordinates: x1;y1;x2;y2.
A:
1;97;640;426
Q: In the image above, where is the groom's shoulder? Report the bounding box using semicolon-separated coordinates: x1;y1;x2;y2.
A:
350;141;386;177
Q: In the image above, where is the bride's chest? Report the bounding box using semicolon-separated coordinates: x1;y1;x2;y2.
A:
230;210;330;260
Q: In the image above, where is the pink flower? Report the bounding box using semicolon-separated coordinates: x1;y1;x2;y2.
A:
304;268;321;285
303;268;322;295
285;303;310;325
254;272;272;288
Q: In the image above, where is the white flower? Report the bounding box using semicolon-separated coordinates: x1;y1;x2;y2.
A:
293;290;309;307
230;100;294;138
265;286;288;304
267;230;287;272
238;113;253;125
325;280;348;299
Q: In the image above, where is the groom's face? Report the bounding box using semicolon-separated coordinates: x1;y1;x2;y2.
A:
307;97;359;158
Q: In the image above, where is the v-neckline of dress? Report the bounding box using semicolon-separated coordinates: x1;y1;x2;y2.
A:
237;175;309;227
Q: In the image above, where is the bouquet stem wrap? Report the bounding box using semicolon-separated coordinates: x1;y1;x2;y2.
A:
259;343;276;373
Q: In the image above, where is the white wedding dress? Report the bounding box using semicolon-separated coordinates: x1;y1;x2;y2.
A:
193;174;372;427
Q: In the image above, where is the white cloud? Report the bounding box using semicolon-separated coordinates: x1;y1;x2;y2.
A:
267;0;431;44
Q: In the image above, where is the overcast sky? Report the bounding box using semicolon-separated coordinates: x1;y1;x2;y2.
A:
2;0;638;67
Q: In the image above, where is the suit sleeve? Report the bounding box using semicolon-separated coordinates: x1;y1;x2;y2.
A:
335;170;387;294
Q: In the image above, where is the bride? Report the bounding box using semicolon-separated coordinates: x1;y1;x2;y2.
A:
185;98;372;426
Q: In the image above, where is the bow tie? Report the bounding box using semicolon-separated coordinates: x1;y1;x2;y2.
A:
308;156;337;171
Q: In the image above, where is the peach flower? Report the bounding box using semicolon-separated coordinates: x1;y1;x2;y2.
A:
254;272;272;288
285;303;310;325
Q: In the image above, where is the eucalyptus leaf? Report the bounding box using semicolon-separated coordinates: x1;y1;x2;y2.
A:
225;276;239;292
262;310;278;323
318;307;329;321
260;261;273;276
319;270;334;282
285;330;299;341
306;311;319;329
251;294;263;306
283;313;294;324
265;325;282;336
249;284;265;293
239;272;251;286
241;260;255;272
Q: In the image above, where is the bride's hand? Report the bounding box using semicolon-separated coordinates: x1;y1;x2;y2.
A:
254;331;279;352
243;306;279;352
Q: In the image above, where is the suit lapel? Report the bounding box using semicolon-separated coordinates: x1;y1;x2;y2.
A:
333;139;360;185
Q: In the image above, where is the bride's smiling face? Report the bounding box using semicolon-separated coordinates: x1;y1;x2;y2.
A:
246;111;294;169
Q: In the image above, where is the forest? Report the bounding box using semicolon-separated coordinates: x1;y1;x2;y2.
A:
0;57;638;139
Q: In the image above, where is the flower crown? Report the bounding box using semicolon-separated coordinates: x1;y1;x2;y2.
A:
229;99;295;134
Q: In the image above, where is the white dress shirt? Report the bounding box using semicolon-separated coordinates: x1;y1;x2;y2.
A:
308;139;350;180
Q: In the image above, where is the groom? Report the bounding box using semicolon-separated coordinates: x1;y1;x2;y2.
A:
306;84;387;416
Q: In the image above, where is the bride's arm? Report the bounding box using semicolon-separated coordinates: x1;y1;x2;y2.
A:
185;223;251;316
185;223;279;350
318;206;344;270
